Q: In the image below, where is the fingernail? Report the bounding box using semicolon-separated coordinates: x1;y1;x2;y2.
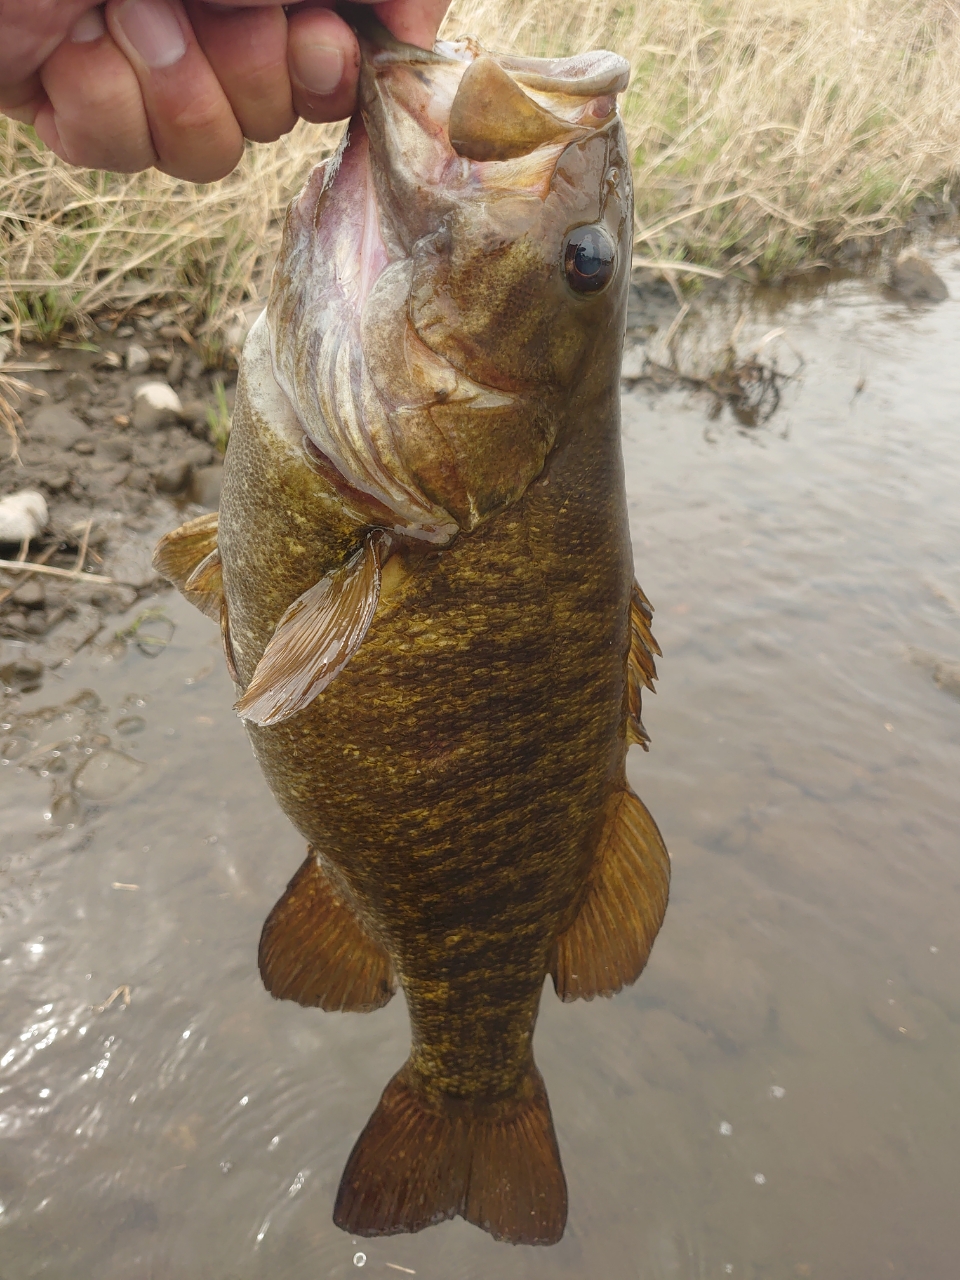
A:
70;7;107;43
115;0;187;69
291;40;344;96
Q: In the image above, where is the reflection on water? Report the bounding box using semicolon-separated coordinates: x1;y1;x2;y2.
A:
2;255;960;1278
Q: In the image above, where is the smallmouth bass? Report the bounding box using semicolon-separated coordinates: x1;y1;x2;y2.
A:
155;12;668;1248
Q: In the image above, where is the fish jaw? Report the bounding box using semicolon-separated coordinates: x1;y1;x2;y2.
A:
267;23;633;542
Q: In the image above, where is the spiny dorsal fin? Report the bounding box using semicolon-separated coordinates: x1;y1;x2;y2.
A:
627;579;661;751
259;848;396;1012
234;530;389;727
153;511;219;586
551;786;670;1002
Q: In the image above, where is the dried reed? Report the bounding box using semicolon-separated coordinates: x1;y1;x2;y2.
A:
1;0;958;343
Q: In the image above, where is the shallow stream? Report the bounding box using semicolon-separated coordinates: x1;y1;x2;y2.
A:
2;255;959;1279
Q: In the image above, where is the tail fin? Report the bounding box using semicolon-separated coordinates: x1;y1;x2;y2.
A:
333;1064;567;1245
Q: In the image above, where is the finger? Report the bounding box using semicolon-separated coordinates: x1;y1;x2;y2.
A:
186;1;295;144
0;0;98;108
373;0;450;48
286;5;360;124
35;8;157;171
106;0;245;182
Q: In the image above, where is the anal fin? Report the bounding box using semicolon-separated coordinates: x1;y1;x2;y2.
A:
551;786;670;1002
259;848;396;1013
235;530;389;727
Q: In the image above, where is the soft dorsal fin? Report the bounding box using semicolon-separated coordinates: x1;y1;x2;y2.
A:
627;579;661;751
234;530;389;727
551;786;670;1002
153;513;222;620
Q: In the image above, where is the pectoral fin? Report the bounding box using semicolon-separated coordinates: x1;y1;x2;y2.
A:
551;786;670;1001
234;530;388;727
153;512;222;620
627;579;661;751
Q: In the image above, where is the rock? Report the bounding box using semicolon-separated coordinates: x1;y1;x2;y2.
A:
132;381;183;431
42;603;103;660
0;489;48;542
73;748;145;804
0;656;44;692
34;467;72;493
11;579;44;609
99;436;133;463
183;442;214;468
72;438;95;455
102;530;162;589
620;344;646;380
191;464;223;509
30;404;87;449
66;372;94;401
153;459;191;494
125;467;153;492
932;659;960;699
126;342;152;375
166;353;184;386
223;301;264;353
889;252;948;302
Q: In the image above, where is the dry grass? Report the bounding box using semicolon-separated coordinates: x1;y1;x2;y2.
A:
2;0;960;344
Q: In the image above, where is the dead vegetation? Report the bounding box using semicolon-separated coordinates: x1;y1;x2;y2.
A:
2;0;960;342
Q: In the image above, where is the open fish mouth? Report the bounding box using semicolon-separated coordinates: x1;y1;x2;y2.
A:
267;15;631;541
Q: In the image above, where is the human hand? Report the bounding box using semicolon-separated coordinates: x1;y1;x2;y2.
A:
0;1;450;182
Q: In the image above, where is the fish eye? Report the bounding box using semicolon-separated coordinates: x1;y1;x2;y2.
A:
563;225;617;295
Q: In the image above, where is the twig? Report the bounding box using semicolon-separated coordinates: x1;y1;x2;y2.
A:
632;256;728;279
0;540;59;605
93;984;131;1013
0;559;112;583
74;518;93;574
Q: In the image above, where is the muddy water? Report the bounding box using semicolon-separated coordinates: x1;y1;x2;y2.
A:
2;259;960;1280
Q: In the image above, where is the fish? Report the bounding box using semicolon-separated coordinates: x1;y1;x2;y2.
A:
153;10;668;1248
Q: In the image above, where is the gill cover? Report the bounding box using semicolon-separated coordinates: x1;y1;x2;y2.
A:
267;20;631;541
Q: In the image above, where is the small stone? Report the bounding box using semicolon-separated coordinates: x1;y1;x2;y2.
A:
97;350;123;370
185;356;204;381
183;442;214;468
66;372;94;401
132;381;183;432
30;404;87;449
153;459;192;494
0;489;48;542
166;353;184;386
72;438;96;455
125;467;153;492
126;343;152;376
158;324;183;341
117;325;135;339
11;580;44;609
191;464;223;509
99;436;133;463
889;252;948;302
0;657;44;692
38;468;72;493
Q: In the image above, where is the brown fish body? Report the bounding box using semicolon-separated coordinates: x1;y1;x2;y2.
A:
223;340;630;1084
155;16;668;1247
